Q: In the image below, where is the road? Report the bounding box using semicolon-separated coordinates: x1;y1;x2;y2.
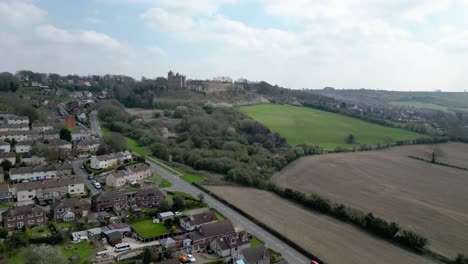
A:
90;110;311;264
90;110;103;139
72;159;101;196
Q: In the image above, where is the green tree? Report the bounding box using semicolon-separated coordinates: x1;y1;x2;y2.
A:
0;160;12;171
22;244;67;264
104;133;128;152
345;133;355;144
6;232;28;248
59;128;72;142
142;247;153;264
0;227;8;239
172;195;185;211
150;143;168;160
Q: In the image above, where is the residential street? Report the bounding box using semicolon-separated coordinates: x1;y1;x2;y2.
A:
72;159;100;196
90;110;311;264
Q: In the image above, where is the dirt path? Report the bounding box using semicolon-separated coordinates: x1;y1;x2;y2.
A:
208;186;436;264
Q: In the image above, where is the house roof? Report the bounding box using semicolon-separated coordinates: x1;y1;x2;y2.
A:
11;163;72;175
110;164;150;179
0;141;11;146
2;204;47;218
136;187;164;198
0;124;29;129
215;232;250;251
7;115;28;121
16;140;34;146
199;220;235;238
0;130;39;136
76;139;100;146
51;198;90;210
47;139;72;146
0;152;15;159
93;151;131;162
158;211;174;218
91;191;127;202
0;184;9;193
241;245;270;264
16;177;84;191
183;211;217;226
0;167;3;174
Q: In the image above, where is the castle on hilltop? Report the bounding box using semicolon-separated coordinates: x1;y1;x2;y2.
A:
167;70;243;93
167;70;186;89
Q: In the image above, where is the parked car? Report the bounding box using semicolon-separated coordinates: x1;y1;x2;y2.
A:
80;165;85;169
88;175;94;180
187;254;196;263
114;243;131;252
178;256;190;263
93;182;101;189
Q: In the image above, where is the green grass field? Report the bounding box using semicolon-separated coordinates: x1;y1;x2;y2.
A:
240;104;425;149
130;220;169;238
159;178;172;188
390;101;449;112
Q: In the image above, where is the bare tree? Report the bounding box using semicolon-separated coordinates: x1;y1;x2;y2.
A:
426;144;445;163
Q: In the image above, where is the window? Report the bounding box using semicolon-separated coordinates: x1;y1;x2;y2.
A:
70;189;74;193
17;216;23;220
36;212;43;216
28;214;34;218
37;218;43;223
58;208;64;212
28;220;34;225
8;217;15;221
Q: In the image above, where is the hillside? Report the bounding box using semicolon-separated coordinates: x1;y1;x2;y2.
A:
240;104;426;149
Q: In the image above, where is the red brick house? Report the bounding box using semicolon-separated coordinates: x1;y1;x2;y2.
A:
51;198;91;222
2;205;48;231
135;188;165;208
91;191;127;212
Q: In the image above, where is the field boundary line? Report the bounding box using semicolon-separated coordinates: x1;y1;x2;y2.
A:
408;155;468;171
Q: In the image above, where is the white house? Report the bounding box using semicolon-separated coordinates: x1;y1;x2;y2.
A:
0;141;10;153
16;177;85;203
71;130;92;141
0;124;29;132
15;141;33;153
6;116;29;125
105;164;151;187
31;123;54;132
90;151;132;169
180;211;218;231
9;163;73;181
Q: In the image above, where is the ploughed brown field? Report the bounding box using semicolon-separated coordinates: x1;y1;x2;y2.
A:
208;186;435;264
273;142;468;257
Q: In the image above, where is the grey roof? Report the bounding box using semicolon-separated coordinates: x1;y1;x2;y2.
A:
215;232;250;251
241;245;270;263
2;204;47;218
109;164;150;179
10;163;72;175
16;140;34;146
136;187;164;198
47;139;72;146
16;177;84;191
51;198;90;210
0;152;15;158
183;211;217;226
91;191;127;202
199;220;235;238
0;141;10;146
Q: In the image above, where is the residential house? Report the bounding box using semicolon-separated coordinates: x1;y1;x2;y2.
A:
0;124;29;132
15;140;33;153
42;129;60;141
188;220;236;246
71;130;92;141
0;184;13;203
0;130;40;142
211;232;251;261
21;153;47;166
91;191;128;212
10;163;73;181
0;152;16;166
51;198;91;222
105;164;151;187
239;245;271;264
2;204;48;231
0;141;10;153
15;177;85;204
31;122;54;132
90;151;132;169
180;211;218;231
6;116;29;125
134;188;165;208
157;211;175;221
47;139;72;151
75;139;100;154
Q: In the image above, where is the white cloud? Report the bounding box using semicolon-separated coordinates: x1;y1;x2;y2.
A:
0;0;46;26
86;17;103;24
148;46;167;56
99;0;237;14
79;30;122;50
35;24;74;43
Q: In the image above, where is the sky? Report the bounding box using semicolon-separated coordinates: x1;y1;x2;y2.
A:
1;0;468;91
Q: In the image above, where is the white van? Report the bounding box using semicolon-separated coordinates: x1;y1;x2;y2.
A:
114;243;131;252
